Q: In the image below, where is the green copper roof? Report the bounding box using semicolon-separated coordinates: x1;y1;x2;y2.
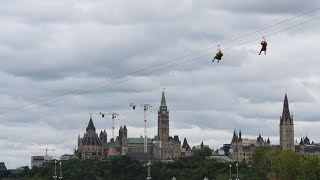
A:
160;91;166;106
128;138;152;144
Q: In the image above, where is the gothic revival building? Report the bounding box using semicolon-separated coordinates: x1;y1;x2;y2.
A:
75;91;181;160
229;130;270;162
295;136;320;157
181;138;192;157
153;91;181;159
280;94;295;151
75;116;107;159
158;91;169;142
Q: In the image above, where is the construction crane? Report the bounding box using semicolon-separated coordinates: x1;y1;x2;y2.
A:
100;112;119;140
130;103;152;155
18;147;55;156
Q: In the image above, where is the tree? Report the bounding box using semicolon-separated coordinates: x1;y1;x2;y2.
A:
298;156;320;180
273;150;302;180
192;147;212;159
250;147;271;180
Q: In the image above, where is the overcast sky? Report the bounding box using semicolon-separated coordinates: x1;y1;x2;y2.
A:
1;0;320;169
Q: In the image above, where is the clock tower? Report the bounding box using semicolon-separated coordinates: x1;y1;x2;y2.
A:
158;90;169;142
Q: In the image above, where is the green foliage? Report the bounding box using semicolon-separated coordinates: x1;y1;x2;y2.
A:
22;154;236;180
248;146;320;180
297;156;320;180
192;147;212;159
15;149;320;180
273;150;302;180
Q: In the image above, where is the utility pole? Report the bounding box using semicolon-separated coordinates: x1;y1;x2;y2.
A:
100;112;119;140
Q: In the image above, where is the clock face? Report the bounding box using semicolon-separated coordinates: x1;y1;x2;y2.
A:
162;111;166;114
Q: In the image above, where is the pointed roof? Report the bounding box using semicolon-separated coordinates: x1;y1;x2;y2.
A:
160;90;167;106
86;116;96;132
182;138;189;148
281;94;293;124
257;134;263;143
284;94;289;107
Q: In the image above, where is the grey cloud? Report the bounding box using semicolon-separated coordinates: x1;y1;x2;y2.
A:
1;0;320;169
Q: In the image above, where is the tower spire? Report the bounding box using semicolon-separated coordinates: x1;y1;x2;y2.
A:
160;89;166;106
281;94;292;124
86;115;96;132
158;90;169;142
279;93;294;151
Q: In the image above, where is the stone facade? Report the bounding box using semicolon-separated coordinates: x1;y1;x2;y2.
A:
158;91;169;142
181;138;192;157
280;94;295;151
229;130;270;162
75;91;182;160
75;116;105;159
295;136;320;157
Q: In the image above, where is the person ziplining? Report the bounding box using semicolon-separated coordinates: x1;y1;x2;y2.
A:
259;36;267;55
212;45;223;63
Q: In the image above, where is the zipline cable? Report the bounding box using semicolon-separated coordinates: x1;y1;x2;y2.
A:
220;7;320;46
1;10;320;118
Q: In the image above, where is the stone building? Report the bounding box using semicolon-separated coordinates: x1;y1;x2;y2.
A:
75;116;106;159
280;94;295;151
126;91;181;160
295;136;320;157
75;91;182;160
181;138;192;157
229;130;270;162
153;91;181;159
0;162;7;171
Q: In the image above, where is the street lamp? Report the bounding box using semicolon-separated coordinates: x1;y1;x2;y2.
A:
59;161;63;179
236;163;239;180
53;160;57;179
229;164;232;180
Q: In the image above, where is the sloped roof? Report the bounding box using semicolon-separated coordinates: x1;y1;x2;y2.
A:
160;91;166;106
86;116;96;132
128;138;153;144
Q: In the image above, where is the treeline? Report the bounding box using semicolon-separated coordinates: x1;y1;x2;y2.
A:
7;147;320;180
250;146;320;180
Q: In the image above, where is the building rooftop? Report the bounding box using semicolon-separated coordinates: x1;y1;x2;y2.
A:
0;162;7;171
128;137;153;144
